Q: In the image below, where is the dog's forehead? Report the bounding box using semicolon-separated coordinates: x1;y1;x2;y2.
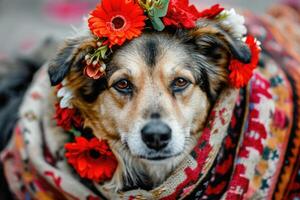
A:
110;34;191;76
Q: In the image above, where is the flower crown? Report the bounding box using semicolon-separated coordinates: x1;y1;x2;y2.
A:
56;0;261;184
84;0;260;88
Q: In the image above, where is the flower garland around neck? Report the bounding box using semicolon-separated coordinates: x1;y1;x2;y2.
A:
54;0;261;183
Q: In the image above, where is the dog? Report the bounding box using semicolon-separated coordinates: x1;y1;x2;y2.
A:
2;3;300;199
47;20;251;191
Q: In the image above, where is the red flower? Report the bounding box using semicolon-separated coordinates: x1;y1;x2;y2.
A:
65;137;118;182
198;4;224;19
229;35;261;88
163;0;200;29
88;0;146;47
84;63;105;80
54;103;82;130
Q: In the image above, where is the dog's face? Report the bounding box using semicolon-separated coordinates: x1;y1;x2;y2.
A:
48;21;250;164
100;34;211;160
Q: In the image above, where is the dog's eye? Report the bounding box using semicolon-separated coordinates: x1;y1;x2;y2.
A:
171;78;190;93
113;79;133;94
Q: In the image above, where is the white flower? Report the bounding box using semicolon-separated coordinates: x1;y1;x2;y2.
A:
57;86;73;108
220;9;247;38
254;37;262;50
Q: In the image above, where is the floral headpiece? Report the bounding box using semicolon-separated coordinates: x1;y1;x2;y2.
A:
84;0;260;88
56;0;261;183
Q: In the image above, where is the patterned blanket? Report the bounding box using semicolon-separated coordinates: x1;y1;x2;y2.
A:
1;9;300;200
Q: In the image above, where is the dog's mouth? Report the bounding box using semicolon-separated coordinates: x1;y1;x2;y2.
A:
139;153;180;161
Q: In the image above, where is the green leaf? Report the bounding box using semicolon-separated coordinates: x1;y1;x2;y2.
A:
141;0;170;31
151;0;169;18
69;128;82;137
100;46;108;59
151;17;165;31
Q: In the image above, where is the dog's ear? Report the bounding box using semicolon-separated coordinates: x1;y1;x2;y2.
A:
183;20;251;99
189;20;251;65
48;37;96;86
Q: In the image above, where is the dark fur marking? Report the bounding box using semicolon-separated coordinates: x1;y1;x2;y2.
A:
198;68;213;101
143;39;159;67
200;39;224;61
105;64;120;79
229;40;251;63
183;43;215;101
78;78;108;103
48;44;76;86
189;23;252;64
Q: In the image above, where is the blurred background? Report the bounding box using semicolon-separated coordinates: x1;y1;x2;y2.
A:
0;0;279;57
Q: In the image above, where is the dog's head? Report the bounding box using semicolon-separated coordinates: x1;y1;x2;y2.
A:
49;21;250;163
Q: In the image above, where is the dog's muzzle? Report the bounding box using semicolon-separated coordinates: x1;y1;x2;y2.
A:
141;120;172;151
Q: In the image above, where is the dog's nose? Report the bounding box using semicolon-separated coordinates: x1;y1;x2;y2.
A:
141;121;171;151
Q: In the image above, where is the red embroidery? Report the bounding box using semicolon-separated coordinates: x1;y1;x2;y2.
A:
161;127;213;199
206;181;227;195
216;155;233;175
44;171;62;188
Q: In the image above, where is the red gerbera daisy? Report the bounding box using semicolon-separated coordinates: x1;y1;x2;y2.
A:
228;35;261;88
163;0;200;29
54;103;82;131
88;0;146;47
65;137;118;182
198;4;224;19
